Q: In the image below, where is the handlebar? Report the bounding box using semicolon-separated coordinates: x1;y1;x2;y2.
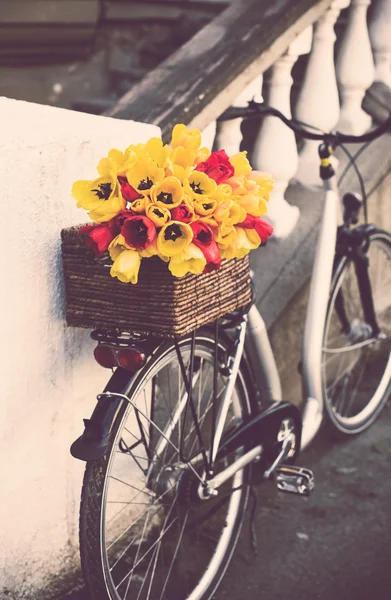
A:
219;100;391;146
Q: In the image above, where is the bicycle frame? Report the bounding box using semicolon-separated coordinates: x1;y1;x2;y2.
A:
196;174;342;493
245;176;341;450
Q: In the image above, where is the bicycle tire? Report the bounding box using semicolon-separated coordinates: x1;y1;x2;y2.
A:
322;228;391;436
79;329;254;600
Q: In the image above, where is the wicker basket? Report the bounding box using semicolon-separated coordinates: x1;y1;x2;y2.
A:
61;226;252;338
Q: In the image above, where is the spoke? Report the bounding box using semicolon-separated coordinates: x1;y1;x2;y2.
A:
333;374;350;415
343;352;370;417
109;476;155;499
326;362;355;394
116;492;180;590
124;426;141;441
128;398;205;483
116;452;149;462
137;537;162;600
107;485;173;553
122;500;153;597
110;508;159;575
108;501;152;506
118;444;148;475
107;483;155;526
158;511;189;600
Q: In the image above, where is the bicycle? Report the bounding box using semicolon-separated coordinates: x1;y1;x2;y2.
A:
70;91;391;600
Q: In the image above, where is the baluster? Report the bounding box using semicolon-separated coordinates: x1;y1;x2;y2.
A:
201;120;217;151
252;27;312;238
336;0;375;134
214;77;263;155
295;0;351;187
369;0;391;86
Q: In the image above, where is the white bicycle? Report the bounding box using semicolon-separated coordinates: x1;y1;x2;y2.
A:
70;98;391;600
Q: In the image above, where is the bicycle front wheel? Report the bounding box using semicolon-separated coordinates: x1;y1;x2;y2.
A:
322;228;391;436
79;330;253;600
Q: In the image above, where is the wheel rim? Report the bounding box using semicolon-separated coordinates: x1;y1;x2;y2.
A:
322;233;391;430
100;340;250;600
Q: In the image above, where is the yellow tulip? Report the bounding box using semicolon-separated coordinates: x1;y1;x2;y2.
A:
194;198;217;216
126;158;165;195
214;200;246;226
169;243;206;277
73;176;117;210
165;146;196;182
97;148;136;178
139;238;157;258
144;137;170;168
108;234;130;261
110;248;141;284
146;203;171;227
157;221;193;257
238;193;268;217
249;171;274;201
150;176;184;209
139;239;169;262
244;228;261;248
212;183;233;202
220;227;253;260
225;176;248;196
130;197;151;213
72;176;126;223
166;162;194;182
126;143;148;162
170;146;197;170
195;146;211;164
229;151;251;176
199;215;219;230
184;171;217;201
215;223;237;248
171;124;201;151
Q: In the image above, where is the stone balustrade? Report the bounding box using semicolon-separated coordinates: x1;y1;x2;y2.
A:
201;0;391;238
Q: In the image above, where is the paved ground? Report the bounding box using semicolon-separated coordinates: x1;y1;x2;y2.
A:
59;400;391;600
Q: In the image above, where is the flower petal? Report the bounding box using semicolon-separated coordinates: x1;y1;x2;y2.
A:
110;249;141;284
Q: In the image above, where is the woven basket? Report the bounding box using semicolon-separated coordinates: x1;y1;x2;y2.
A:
61;226;252;338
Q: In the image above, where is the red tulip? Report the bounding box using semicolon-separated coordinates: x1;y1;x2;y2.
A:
191;221;221;272
240;215;273;243
80;221;117;257
170;203;193;223
195;150;234;184
118;176;141;202
121;215;157;250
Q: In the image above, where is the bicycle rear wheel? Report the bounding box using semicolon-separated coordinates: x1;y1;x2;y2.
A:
79;330;253;600
322;228;391;435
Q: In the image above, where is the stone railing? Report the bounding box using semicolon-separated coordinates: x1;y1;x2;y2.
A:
106;0;391;238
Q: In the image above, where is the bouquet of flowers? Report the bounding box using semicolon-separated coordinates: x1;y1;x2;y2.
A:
72;124;274;284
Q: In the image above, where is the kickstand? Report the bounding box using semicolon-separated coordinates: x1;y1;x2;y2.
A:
249;486;258;556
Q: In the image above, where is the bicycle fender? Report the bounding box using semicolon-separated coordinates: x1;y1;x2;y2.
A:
70;367;133;462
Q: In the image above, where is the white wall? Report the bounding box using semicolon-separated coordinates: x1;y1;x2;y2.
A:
0;97;160;599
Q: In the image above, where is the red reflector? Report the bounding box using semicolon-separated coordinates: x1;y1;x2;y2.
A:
93;345;116;369
117;348;146;372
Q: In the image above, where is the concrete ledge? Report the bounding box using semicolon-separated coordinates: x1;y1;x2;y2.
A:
0;97;160;600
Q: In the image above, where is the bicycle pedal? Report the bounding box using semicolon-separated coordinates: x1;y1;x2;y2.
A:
273;465;315;496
